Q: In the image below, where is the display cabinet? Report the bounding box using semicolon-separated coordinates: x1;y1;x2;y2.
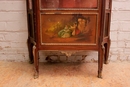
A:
26;0;112;78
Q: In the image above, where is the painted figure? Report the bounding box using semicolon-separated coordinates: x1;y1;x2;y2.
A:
71;22;81;36
72;18;88;36
58;25;72;38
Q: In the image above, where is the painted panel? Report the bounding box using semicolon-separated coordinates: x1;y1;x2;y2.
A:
40;14;98;45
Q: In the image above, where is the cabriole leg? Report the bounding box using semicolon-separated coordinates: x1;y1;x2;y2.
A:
33;45;39;79
98;44;104;78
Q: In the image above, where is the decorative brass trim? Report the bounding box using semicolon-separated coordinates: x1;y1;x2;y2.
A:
60;51;78;57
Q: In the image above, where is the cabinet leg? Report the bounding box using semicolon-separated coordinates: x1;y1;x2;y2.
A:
33;45;39;79
98;44;104;78
98;70;102;78
27;38;34;64
104;39;111;64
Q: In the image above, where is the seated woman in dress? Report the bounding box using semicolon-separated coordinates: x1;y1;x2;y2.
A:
58;25;72;38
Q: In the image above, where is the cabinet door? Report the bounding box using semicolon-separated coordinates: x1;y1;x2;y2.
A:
38;0;100;49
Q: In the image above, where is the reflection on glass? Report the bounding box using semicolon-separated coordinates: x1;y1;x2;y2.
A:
106;0;110;9
41;0;98;9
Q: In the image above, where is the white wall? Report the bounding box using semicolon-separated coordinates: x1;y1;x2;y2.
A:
0;0;28;62
110;0;130;61
0;0;130;62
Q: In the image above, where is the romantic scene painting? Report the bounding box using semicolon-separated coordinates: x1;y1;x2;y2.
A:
40;14;97;44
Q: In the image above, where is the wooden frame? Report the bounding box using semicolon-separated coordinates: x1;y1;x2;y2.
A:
26;0;112;78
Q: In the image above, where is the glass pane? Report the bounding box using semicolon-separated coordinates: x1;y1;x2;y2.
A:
106;0;110;9
104;13;109;37
41;0;98;9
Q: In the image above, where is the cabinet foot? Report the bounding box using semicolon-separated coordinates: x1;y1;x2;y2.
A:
98;71;102;78
34;67;39;79
104;60;109;64
34;71;39;79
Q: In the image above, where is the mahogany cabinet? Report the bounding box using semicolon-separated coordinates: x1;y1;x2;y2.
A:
26;0;112;78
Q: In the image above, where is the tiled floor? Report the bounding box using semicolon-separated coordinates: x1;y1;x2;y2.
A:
0;61;130;87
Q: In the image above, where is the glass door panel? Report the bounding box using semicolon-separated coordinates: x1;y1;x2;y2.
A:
41;0;98;9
